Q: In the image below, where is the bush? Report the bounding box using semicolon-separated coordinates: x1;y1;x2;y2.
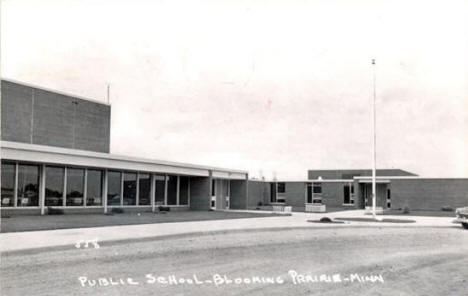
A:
111;208;124;214
319;217;332;223
402;206;410;214
48;207;64;215
441;206;454;212
257;201;263;206
158;205;170;212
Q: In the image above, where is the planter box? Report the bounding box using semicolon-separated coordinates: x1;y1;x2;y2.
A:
272;205;284;212
306;204;326;213
365;206;383;215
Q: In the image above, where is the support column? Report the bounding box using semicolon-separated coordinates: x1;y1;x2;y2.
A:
40;164;46;215
176;176;180;206
14;162;19;207
103;169;108;214
150;174;156;212
63;167;67;207
136;172;140;206
164;174;168;205
83;169;88;207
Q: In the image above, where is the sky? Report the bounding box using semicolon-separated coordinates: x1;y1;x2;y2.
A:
1;0;467;179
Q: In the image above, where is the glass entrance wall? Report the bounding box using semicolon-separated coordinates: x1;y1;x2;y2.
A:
1;162;16;207
154;175;166;205
45;166;65;206
0;161;193;208
138;173;151;206
123;172;137;205
17;164;40;207
87;170;103;206
179;176;189;205
66;168;85;206
107;171;122;206
167;175;178;205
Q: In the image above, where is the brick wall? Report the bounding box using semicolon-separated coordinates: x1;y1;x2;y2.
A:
189;177;211;210
230;179;247;209
1;80;111;153
390;179;468;211
247;180;270;209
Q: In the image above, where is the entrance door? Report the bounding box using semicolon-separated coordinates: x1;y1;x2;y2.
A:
210;179;216;210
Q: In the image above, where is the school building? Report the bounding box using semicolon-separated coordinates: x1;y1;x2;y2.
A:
0;79;247;215
246;170;468;212
1;79;467;216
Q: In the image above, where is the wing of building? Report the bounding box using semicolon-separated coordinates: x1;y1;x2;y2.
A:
1;79;248;215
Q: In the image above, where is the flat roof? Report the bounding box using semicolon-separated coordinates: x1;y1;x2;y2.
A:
1;141;248;178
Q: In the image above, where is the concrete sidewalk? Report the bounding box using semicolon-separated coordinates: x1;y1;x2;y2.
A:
0;210;459;253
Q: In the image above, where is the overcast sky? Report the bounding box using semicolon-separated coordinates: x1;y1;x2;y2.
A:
2;0;467;179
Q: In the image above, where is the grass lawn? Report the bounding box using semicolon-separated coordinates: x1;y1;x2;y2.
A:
384;209;456;217
335;217;416;223
0;211;282;233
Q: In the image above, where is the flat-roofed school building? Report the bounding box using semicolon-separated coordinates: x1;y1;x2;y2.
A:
1;79;248;215
247;169;468;212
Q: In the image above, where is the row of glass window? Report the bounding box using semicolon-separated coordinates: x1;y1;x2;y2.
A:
1;161;190;207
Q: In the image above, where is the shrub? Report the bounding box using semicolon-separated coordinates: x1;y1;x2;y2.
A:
48;207;64;215
257;201;263;206
320;217;332;223
441;206;454;212
158;205;170;212
402;206;410;214
111;208;124;214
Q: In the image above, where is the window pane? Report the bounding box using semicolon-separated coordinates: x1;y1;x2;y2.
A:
343;185;350;204
45;166;64;206
313;183;322;194
277;182;285;193
270;183;277;202
154;175;165;205
17;164;39;207
123;172;137;205
211;179;216;196
1;162;16;207
167;175;177;205
138;173;151;206
307;184;313;203
107;171;121;205
179;176;189;205
87;170;103;206
66;168;84;206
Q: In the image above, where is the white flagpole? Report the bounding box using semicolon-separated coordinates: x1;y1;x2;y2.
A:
371;59;377;219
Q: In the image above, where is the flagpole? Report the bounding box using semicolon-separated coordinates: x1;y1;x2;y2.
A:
371;59;377;219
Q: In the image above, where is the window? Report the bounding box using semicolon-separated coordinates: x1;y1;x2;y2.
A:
270;182;277;203
313;183;322;194
17;164;39;207
138;173;151;206
1;162;15;207
343;183;354;205
154;175;166;205
307;184;313;203
123;172;137;205
167;175;177;205
307;183;322;204
45;166;64;206
107;171;121;206
387;188;391;208
179;176;189;205
211;179;216;196
277;182;285;193
87;169;103;206
66;168;84;206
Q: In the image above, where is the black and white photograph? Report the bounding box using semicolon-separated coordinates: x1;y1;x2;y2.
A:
0;0;467;295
